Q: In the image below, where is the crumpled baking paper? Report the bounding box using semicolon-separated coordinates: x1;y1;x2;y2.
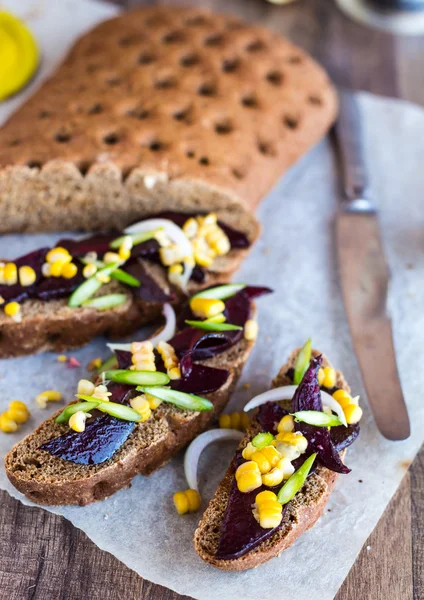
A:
0;2;423;599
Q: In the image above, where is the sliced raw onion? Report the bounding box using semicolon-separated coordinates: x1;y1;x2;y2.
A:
107;303;176;352
125;219;194;291
243;385;347;427
184;429;244;491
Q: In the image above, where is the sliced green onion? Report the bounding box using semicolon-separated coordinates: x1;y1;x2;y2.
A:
68;262;120;308
110;229;159;249
55;401;101;424
292;410;343;428
110;269;140;287
185;319;242;332
252;432;274;449
92;354;118;378
205;313;226;324
75;395;143;422
277;452;317;505
82;293;127;311
137;386;213;412
104;369;170;386
293;338;312;385
192;284;246;300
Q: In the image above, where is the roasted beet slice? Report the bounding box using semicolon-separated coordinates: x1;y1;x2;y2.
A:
57;234;117;258
40;383;136;465
123;259;174;303
0;248;48;303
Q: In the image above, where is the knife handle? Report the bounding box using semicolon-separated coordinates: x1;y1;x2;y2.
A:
334;91;376;214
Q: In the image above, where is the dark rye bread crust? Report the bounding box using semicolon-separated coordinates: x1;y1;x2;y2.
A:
194;348;350;571
5;338;253;506
0;253;245;358
0;6;336;234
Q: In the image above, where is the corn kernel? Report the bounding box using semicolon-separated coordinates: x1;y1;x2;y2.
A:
132;361;156;372
157;341;180;379
278;414;295;433
41;263;51;277
69;410;88;433
258;507;283;529
236;466;262;493
260;445;281;468
168;264;183;285
57;354;68;363
131;341;154;354
92;385;111;402
205;313;226;324
120;236;133;252
104;251;121;264
173;491;189;514
254;491;283;529
182;217;198;239
19;265;37;287
35;390;63;409
84;251;98;263
83;263;97;279
344;404;363;425
192;238;215;267
77;379;96;396
7;400;30;424
321;367;336;389
61;262;78;279
4;302;20;317
235;461;260;480
4;263;17;285
0;413;18;433
159;245;185;267
155;229;172;248
276;432;308;454
50;259;68;277
169;367;182;380
202;213;217;227
96;272;111;284
255;490;278;505
219;414;231;429
146;393;162;409
244;319;258;341
242;442;256;460
189;297;225;320
0;296;4;305
130;395;152;421
251;450;272;474
87;357;102;371
0;264;4;284
118;246;131;261
46;247;71;264
261;467;285;487
231;412;241;431
185;489;201;512
318;368;325;386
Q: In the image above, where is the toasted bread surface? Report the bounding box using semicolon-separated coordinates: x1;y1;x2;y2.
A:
194;348;350;570
0;6;336;233
5;338;253;505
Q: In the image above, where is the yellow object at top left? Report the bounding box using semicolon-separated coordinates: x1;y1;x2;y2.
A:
0;10;39;102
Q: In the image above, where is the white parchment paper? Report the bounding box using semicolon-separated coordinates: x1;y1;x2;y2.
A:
0;2;423;599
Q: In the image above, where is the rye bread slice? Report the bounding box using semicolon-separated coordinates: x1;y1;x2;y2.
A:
4;337;253;506
194;348;350;571
0;247;248;359
0;6;336;234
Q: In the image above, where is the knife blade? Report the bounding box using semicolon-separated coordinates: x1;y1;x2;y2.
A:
333;91;410;441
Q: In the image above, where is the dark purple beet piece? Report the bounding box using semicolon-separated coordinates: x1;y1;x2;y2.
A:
0;248;48;303
124;259;174;303
57;234;117;258
115;350;132;370
257;402;289;434
292;357;351;474
172;363;229;394
35;269;85;301
40;383;136;465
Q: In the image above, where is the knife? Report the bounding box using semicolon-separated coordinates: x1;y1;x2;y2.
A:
333;91;410;441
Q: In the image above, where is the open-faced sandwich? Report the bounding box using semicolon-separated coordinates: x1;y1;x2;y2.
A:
5;284;271;505
0;212;256;357
193;343;362;570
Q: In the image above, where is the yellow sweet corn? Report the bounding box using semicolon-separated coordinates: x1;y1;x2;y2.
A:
6;400;30;424
4;301;20;318
84;251;98;264
205;227;230;256
50;259;67;278
87;357;102;371
41;263;51;277
244;319;258;341
96;272;111;284
255;490;278;505
189;297;225;320
262;457;294;487
182;217;198;239
173;489;201;514
104;251;121;264
205;313;226;324
277;414;295;433
254;491;283;529
131;340;156;372
0;264;4;284
317;368;325;386
4;262;18;285
219;412;250;431
168;264;184;287
0;413;18;433
57;354;68;363
146;392;162;409
157;341;181;380
69;410;88;433
130;395;152;422
276;431;308;452
192;237;216;267
83;263;97;279
45;247;71;264
159;245;185;267
235;461;262;493
19;265;36;287
61;262;78;279
344;404;363;425
77;379;96;396
321;367;336;389
258;445;281;468
35;390;63;409
132;340;154;354
92;384;111;402
241;442;256;460
251;447;279;474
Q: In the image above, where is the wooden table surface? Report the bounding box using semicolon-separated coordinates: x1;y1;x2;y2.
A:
1;1;422;599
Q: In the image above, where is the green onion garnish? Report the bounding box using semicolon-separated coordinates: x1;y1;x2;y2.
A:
82;293;127;311
91;354;118;379
104;369;170;386
293;338;312;385
277;452;317;505
137;386;213;412
110;269;140;287
251;432;274;449
291;410;343;428
68;262;120;308
55;401;101;424
185;320;242;332
192;284;246;300
73;396;142;422
110;230;158;249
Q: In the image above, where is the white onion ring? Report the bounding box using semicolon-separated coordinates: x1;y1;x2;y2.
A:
243;385;347;427
107;303;176;352
124;218;194;291
184;429;244;491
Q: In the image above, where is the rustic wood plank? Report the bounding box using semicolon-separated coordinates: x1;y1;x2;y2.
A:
0;1;421;599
